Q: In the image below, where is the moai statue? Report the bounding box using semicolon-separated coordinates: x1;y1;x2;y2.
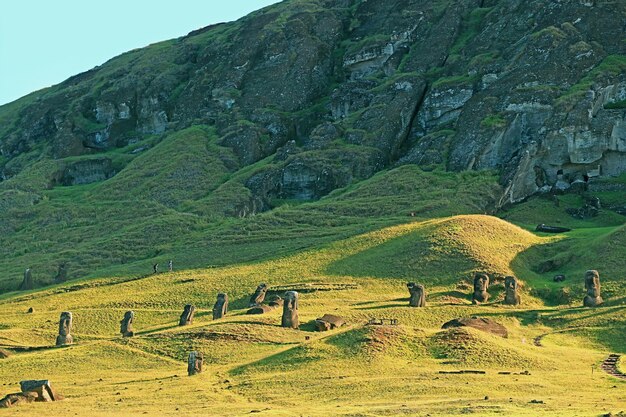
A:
120;311;135;337
583;270;603;307
472;273;490;304
407;282;426;307
504;276;521;306
20;268;34;291
54;263;68;283
187;351;203;376
281;291;299;329
55;312;73;346
249;283;268;306
179;304;196;326
212;293;228;320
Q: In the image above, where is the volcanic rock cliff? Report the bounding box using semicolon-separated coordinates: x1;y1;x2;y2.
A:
1;0;625;209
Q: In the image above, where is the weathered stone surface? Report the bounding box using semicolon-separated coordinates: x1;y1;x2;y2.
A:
442;317;508;338
187;351;203;376
249;283;268;306
59;158;115;186
55;312;73;346
120;310;135;337
504;276;521;306
407;282;426;307
20;268;33;291
281;291;299;329
471;273;490;304
212;293;228;320
314;314;345;331
267;295;283;307
583;269;603;307
179;304;195;326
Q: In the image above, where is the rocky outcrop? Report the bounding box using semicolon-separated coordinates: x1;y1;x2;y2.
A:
0;0;625;209
442;317;508;338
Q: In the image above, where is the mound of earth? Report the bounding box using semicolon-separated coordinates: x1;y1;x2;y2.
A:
442;317;508;338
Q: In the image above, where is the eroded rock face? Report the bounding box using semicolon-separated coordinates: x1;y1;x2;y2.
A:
179;304;196;326
55;312;73;346
120;311;135;337
59;158;115;186
442;317;508;338
504;276;521;306
281;291;299;329
187;351;203;376
583;269;603;307
20;268;33;291
212;293;228;320
407;282;426;307
471;273;490;304
250;283;268;306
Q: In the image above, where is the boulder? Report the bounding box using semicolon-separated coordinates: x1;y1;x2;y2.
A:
246;304;276;315
442;317;508;338
0;392;38;408
19;380;63;401
535;224;571;233
314;314;346;331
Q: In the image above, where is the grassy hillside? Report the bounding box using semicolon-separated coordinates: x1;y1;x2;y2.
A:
0;213;625;416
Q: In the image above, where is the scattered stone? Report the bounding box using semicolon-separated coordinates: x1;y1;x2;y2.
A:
535;224;571;233
19;380;63;402
471;273;490;304
267;295;283;307
442;317;508;338
212;293;229;320
179;304;195;326
187;351;203;376
529;399;544;404
0;392;38;408
250;283;268;306
20;268;34;291
367;318;398;326
120;311;135;337
55;312;73;346
553;274;566;282
0;348;10;359
54;263;68;283
281;291;299;329
407;282;426;307
27;307;34;313
314;314;346;331
504;276;521;306
583;269;603;307
438;370;486;374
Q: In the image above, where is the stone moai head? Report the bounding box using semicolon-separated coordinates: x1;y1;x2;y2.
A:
187;351;204;376
20;268;34;291
212;293;228;320
56;311;73;346
472;273;490;304
281;291;299;329
407;282;426;307
120;311;135;337
179;304;196;326
250;283;268;306
583;270;603;307
504;276;521;306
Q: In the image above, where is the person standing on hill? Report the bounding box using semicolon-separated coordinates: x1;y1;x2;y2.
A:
168;260;173;272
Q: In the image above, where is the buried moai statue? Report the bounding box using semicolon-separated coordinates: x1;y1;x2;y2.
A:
472;273;490;304
187;351;203;376
179;304;196;326
504;276;521;306
250;283;268;306
212;293;228;320
407;282;426;307
583;270;603;307
120;311;135;337
55;312;73;346
281;291;299;329
54;263;68;283
20;268;33;291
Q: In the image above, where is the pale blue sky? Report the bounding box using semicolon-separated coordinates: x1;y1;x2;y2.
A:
0;0;281;105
